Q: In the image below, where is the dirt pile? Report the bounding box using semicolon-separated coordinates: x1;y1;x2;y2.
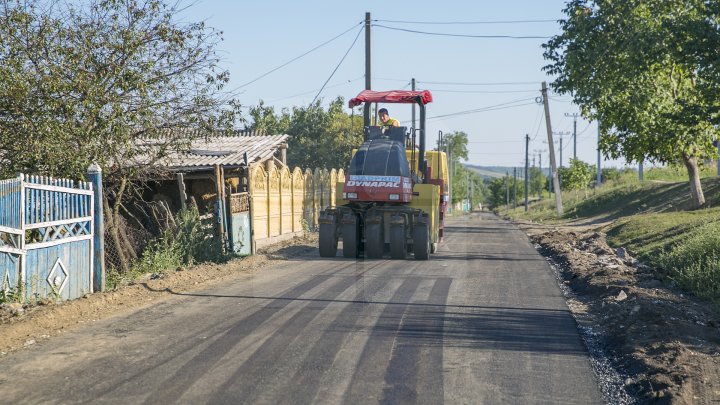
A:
531;228;720;404
0;233;318;356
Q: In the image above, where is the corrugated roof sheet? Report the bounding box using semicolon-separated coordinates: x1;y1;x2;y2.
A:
153;132;289;171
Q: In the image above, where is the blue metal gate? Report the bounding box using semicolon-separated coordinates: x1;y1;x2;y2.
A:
228;192;251;256
0;174;94;301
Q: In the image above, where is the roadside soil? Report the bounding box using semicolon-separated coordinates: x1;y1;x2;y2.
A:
516;218;720;404
0;233;318;356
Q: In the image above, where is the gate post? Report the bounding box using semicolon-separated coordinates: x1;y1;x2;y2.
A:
88;164;105;292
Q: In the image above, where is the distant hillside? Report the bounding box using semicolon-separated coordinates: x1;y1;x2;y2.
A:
464;164;550;180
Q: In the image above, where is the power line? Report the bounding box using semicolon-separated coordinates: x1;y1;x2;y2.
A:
373;24;551;39
311;26;364;104
374;77;412;82
231;22;362;92
374;78;540;86
468;152;524;155
375;19;557;25
419;80;539;86
421;88;539;94
467;140;524;144
264;75;364;103
427;101;538;121
424;97;537;120
530;104;544;141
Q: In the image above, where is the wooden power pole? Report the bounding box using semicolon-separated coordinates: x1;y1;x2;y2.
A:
363;12;371;127
542;82;563;214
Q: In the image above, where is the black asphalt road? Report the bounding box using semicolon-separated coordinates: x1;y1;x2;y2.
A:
0;212;603;404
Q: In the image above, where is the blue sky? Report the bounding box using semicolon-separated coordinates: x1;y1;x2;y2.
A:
183;0;628;169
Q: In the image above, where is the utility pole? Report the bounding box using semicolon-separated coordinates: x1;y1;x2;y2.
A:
513;167;517;210
639;160;644;181
565;112;579;160
363;12;371;128
411;78;416;133
542;81;563;214
531;154;536;198
524;134;529;212
597;120;602;186
553;131;570;167
447;142;452;212
549;155;553;195
505;171;510;210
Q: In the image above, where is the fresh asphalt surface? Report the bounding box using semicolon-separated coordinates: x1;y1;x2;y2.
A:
0;212;603;404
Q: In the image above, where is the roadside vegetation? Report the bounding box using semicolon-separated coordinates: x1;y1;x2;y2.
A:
108;204;231;290
504;165;720;305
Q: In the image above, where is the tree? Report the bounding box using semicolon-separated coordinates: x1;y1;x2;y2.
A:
487;174;524;210
285;98;363;169
0;0;241;274
558;158;594;195
0;0;239;180
543;0;718;208
247;101;290;135
437;131;469;204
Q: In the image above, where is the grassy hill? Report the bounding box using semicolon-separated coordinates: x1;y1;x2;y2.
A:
465;164;550;180
464;165;508;179
506;172;720;305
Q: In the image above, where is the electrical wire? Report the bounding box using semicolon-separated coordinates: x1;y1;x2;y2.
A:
375;19;557;25
468;152;524;155
530;104;544;141
311;26;364;104
230;22;362;92
421;88;539;94
467;140;524;144
576;121;592;136
264;75;364;103
424;97;537;121
373;24;551;39
420;80;540;86
374;77;412;83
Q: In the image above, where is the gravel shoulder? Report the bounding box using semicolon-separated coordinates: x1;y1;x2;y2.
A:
515;217;720;404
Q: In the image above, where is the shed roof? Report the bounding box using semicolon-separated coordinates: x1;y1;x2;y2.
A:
152;131;289;171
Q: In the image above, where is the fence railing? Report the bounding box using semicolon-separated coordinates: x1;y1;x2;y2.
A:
0;168;104;302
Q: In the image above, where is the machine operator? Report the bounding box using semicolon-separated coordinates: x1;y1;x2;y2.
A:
378;108;400;128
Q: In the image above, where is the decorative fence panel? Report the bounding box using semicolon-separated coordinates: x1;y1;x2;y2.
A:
303;169;315;229
248;165;345;248
280;167;293;235
0;174;95;301
291;168;304;233
250;166;269;240
268;167;281;238
313;169;323;224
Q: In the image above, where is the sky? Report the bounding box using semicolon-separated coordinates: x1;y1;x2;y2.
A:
181;0;631;170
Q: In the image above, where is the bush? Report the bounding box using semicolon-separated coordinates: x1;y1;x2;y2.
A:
108;205;228;288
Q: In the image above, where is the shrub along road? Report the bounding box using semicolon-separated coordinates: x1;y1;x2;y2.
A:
0;213;605;404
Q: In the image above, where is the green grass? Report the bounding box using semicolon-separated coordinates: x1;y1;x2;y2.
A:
505;167;720;304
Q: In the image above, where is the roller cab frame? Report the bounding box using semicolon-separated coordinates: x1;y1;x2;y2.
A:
318;90;449;260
